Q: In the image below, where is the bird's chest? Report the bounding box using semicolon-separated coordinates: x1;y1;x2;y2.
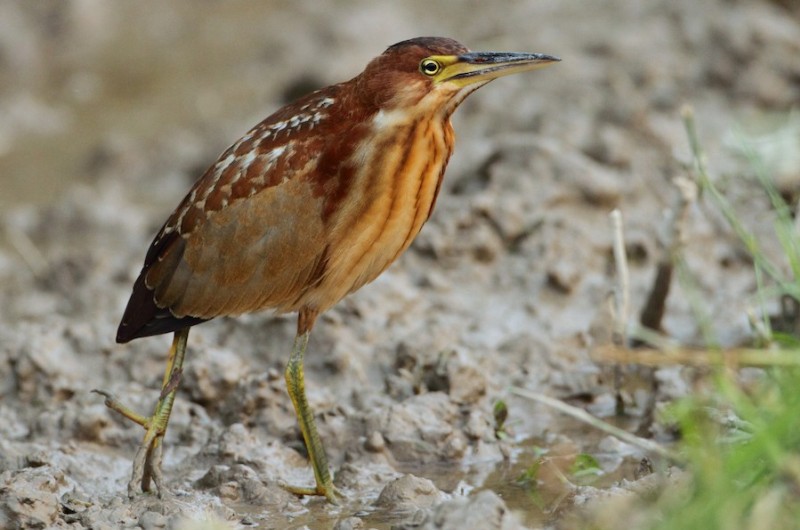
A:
317;116;453;303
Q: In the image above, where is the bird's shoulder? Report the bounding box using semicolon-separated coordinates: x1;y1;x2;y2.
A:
160;84;356;241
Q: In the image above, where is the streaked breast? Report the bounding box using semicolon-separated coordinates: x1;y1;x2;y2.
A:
307;108;454;310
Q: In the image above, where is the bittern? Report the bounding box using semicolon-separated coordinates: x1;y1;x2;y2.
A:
96;36;558;503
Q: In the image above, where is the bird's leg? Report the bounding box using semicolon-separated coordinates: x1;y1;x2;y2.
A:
94;328;189;498
283;309;340;503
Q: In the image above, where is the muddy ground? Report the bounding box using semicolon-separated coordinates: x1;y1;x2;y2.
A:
1;1;799;529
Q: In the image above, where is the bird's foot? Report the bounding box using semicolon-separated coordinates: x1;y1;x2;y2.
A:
283;481;343;504
127;433;166;498
92;389;169;498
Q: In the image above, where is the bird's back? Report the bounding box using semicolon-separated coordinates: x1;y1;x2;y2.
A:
116;81;454;343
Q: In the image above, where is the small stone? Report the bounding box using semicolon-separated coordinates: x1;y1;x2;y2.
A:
91;522;117;530
365;393;459;463
464;409;493;441
217;423;255;460
417;490;526;530
139;510;168;529
364;431;385;453
546;259;580;294
333;516;366;530
374;474;444;514
553;151;621;208
442;433;467;460
446;360;486;405
0;466;64;528
183;347;247;407
218;481;240;502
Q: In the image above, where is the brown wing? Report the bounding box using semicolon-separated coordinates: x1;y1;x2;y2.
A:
117;84;352;343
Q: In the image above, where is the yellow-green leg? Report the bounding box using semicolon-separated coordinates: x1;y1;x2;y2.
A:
93;328;189;498
284;328;340;503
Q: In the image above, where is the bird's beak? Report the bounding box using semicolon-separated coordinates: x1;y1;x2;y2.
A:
436;51;560;87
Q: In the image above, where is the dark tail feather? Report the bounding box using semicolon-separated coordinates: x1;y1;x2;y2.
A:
117;226;209;343
116;274;208;343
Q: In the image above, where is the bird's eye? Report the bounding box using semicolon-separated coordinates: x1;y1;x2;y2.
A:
419;59;441;76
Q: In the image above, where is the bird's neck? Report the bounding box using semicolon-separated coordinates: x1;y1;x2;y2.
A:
311;104;454;305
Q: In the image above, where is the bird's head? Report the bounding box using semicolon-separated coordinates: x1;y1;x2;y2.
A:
355;37;559;116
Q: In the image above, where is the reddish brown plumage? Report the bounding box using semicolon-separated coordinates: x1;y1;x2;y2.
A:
116;37;565;345
116;37;476;343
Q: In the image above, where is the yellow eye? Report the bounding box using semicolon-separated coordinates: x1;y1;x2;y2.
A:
419;59;441;76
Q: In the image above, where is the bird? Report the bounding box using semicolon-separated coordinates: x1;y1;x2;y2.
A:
94;36;559;503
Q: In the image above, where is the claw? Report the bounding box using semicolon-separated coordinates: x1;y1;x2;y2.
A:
93;388;150;428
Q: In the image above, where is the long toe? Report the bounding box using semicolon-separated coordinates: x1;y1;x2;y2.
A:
127;439;167;498
148;441;166;498
127;444;148;498
283;481;342;504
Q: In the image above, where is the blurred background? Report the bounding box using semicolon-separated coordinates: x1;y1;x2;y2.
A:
2;0;797;213
0;0;572;212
